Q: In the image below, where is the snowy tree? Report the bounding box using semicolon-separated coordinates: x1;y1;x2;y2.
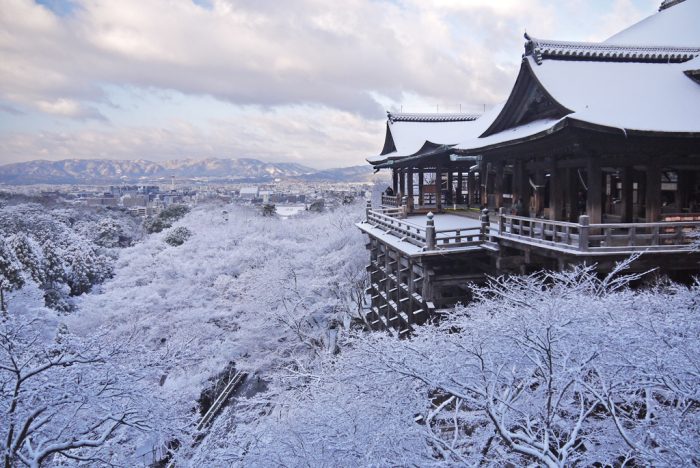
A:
0;310;163;467
164;227;192;247
0;240;24;313
214;259;700;467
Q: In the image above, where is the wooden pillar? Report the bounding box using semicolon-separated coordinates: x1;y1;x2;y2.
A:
586;156;602;224
392;169;398;195
480;161;488;207
407;168;414;209
399;168;406;197
515;160;529;216
621;166;634;223
533;166;545;217
568;167;583;221
456;171;464;204
435;166;443;212
492;162;504;210
446;171;454;205
549;161;563;221
467;171;475;207
418;170;424;206
645;161;661;222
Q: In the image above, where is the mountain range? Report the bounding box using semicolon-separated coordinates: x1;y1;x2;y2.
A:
0;158;376;184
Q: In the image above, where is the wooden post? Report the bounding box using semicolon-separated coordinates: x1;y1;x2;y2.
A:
621;166;634;223
425;212;436;250
645;161;661;222
566;167;579;221
467;171;475;207
498;207;506;235
549;162;563;221
578;215;590;251
446;171;454;205
435;167;443;212
586;156;602;224
480;208;490;240
399;168;406;197
516;160;529;216
534;167;545;217
418;170;424;207
407;168;414;211
392;169;398;195
366;199;371;220
493;162;504;210
401;196;408;218
456;171;464;204
480;161;488;207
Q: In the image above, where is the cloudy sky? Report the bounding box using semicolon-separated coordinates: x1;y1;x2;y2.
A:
0;0;659;169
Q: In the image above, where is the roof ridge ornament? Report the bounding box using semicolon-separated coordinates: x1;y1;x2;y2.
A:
524;35;700;65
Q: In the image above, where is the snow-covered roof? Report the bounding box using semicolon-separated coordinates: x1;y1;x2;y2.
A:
532;56;700;132
605;0;700;47
367;112;483;164
369;0;700;166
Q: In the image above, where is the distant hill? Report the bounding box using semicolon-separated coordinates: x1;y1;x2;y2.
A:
0;158;377;184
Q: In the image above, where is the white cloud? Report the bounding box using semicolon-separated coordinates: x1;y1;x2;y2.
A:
0;105;383;169
0;0;663;167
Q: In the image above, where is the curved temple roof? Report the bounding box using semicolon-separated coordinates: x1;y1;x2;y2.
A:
367;0;700;166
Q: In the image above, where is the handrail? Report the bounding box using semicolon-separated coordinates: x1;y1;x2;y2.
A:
499;211;700;253
364;203;700;255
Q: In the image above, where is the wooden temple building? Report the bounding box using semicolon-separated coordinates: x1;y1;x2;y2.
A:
357;0;700;335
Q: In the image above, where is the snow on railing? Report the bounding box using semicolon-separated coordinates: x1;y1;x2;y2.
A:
365;200;700;255
364;200;488;251
498;209;700;253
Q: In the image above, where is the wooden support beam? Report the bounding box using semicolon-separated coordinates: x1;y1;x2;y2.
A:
549;161;563;221
621;166;634;223
456;171;464;204
467;171;475;207
399;168;406;197
446;171;454;205
392;169;398;195
646;160;661;222
418;170;424;207
586;156;602;224
493;162;504;210
435;167;443;211
515;160;529;216
534;167;546;217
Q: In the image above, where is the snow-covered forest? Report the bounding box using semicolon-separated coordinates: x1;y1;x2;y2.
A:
2;196;699;467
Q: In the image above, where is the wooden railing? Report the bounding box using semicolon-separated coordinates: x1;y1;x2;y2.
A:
586;221;700;252
498;210;700;253
364;201;700;255
366;208;427;248
364;200;489;251
498;214;583;250
381;194;400;207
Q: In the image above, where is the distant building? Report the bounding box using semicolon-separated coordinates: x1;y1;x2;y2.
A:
239;187;259;199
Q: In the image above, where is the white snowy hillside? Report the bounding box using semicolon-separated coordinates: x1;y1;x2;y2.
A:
2;198;699;467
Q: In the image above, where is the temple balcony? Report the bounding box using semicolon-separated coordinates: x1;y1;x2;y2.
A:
357;200;700;259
